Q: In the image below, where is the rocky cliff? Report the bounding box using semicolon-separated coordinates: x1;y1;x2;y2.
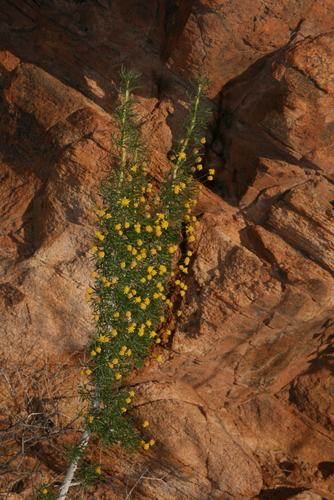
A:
0;1;334;499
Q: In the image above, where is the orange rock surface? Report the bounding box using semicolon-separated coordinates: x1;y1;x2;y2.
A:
0;1;334;499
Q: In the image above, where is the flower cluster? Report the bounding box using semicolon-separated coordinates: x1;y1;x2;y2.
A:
80;69;210;454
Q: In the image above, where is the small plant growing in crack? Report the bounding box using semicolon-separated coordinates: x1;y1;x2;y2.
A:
36;67;212;499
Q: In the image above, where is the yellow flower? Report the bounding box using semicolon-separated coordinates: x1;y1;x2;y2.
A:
121;407;127;413
126;349;132;356
113;312;120;317
95;466;102;475
86;287;93;294
138;329;144;336
85;369;92;375
140;303;147;310
131;164;138;171
91;271;97;278
161;220;169;229
134;296;142;303
97;209;105;216
137;239;143;246
187;226;194;233
184;257;190;265
156;355;163;362
173;185;181;194
115;373;122;380
126;397;132;404
126;311;132;317
150;248;157;255
91;350;97;356
156;338;161;344
149;331;157;338
207;175;213;181
134;223;141;233
115;223;122;230
96;346;102;353
188;235;195;242
149;439;155;446
111;359;119;365
42;489;48;494
176;310;182;316
132;248;138;255
88;416;94;422
165;329;172;336
142;420;149;427
146;225;153;233
111;277;118;284
157;213;165;219
187;251;193;256
195;156;202;163
130;261;137;268
180;290;185;297
127;325;136;333
140;196;145;202
128;391;135;398
105;213;112;218
127;244;132;251
168;245;177;253
159;265;167;274
120;197;130;207
196;164;203;171
91;245;98;252
105;281;111;287
209;169;215;175
111;329;118;336
143;443;150;450
120;262;126;268
94;314;100;321
200;137;206;144
160;316;165;322
177;152;186;159
98;251;105;258
179;182;186;189
124;222;130;228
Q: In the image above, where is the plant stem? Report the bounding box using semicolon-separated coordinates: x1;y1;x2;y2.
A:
172;83;202;180
57;395;100;500
57;430;90;500
119;87;130;185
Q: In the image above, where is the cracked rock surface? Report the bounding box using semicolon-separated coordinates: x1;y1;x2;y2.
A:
0;1;334;499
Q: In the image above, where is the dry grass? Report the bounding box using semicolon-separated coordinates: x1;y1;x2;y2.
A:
0;354;83;498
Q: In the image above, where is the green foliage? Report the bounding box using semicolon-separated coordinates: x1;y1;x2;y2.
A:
80;68;210;454
34;68;211;499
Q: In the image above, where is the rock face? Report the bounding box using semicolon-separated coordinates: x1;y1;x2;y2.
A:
1;1;334;499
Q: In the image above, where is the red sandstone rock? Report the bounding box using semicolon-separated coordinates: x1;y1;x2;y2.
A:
1;1;334;499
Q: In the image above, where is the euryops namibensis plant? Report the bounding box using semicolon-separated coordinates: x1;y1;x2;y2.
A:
37;69;211;500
